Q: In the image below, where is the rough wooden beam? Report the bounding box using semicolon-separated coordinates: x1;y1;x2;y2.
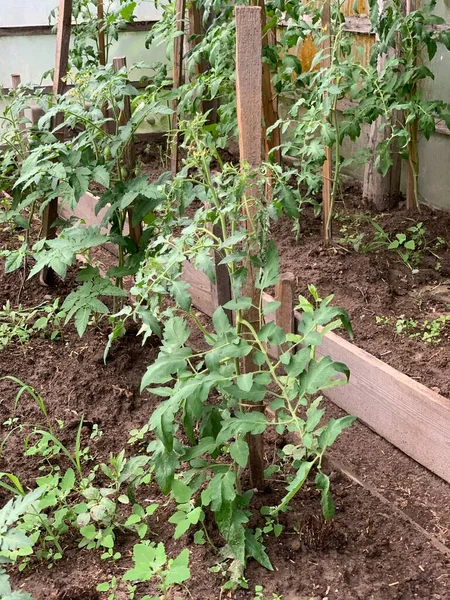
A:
41;0;72;286
0;21;158;37
97;0;106;66
251;0;281;165
363;0;402;211
313;328;450;485
236;5;265;491
171;0;187;176
321;2;333;242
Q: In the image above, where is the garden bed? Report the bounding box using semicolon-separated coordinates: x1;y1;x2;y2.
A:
2;223;450;600
104;139;450;398
272;186;450;398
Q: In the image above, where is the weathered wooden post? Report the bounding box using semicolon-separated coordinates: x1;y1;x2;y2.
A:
171;0;187;176
11;74;27;157
112;56;142;245
275;272;295;342
97;0;107;66
251;0;281;165
41;0;72;285
236;5;265;490
10;75;26;133
405;0;419;212
363;0;402;211
321;1;333;242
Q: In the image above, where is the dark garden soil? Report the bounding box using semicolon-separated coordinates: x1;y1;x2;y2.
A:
2;221;450;600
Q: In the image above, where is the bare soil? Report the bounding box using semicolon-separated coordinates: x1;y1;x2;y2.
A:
2;220;450;599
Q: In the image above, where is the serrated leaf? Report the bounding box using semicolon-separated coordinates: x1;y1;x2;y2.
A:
171;479;192;503
229;439;249;468
223;297;252;311
92;165;110;188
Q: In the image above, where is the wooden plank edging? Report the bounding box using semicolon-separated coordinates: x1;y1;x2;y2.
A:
310;321;450;484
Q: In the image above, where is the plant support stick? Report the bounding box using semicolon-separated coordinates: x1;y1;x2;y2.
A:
235;5;265;491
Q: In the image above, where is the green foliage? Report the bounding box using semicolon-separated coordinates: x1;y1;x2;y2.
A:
376;311;450;343
117;123;356;576
0;300;61;350
50;0;143;70
123;542;190;598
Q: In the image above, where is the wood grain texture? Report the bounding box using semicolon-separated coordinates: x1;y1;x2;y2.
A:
362;0;402;210
41;0;73;285
53;0;73;97
236;6;263;169
275;272;295;334
312;327;450;485
113;56;142;244
171;0;187;176
236;6;265;490
97;0;106;66
321;2;333;241
250;0;281;164
181;260;215;317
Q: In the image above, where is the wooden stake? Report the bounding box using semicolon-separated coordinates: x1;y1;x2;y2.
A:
321;2;333;242
236;5;265;491
97;0;106;66
11;74;26;133
171;0;186;176
405;0;419;211
188;1;202;77
251;0;281;165
363;0;402;211
11;74;27;157
41;0;73;285
113;56;142;245
187;1;205;114
275;272;295;341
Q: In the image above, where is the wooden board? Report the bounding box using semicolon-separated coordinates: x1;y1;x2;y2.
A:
181;260;216;318
311;326;450;485
171;0;186;176
41;0;73;284
321;2;333;241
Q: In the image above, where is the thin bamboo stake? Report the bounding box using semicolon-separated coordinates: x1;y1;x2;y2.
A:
41;0;72;285
113;56;142;245
171;0;187;176
236;5;265;491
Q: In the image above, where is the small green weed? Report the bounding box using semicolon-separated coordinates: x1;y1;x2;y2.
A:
376;312;450;343
0;300;61;349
